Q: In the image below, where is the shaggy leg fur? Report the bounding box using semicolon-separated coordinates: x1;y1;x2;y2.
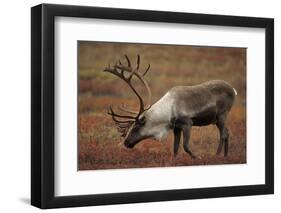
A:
172;116;196;159
173;128;181;156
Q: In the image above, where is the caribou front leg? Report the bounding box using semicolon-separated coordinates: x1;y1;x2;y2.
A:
174;116;196;159
182;123;196;159
173;128;181;156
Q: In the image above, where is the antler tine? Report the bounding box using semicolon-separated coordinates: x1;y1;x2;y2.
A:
142;75;151;110
136;54;140;70
107;106;136;120
115;122;132;128
113;116;134;137
124;55;131;67
143;64;150;76
127;54;140;79
118;104;138;115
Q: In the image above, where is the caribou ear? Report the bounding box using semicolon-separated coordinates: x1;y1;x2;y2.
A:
138;116;146;125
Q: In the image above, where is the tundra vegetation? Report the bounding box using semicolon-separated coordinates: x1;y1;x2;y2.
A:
78;41;246;170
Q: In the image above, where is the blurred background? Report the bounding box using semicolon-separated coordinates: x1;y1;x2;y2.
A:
78;41;246;170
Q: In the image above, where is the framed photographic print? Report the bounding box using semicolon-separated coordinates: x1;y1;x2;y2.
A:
31;3;274;209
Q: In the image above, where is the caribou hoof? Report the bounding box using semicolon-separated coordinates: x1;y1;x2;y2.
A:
190;154;197;159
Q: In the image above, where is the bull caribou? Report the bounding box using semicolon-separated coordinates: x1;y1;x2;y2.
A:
104;55;237;158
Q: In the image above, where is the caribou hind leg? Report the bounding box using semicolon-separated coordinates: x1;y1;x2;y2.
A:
216;112;229;157
224;128;229;156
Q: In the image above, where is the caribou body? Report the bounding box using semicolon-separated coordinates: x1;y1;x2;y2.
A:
104;55;237;158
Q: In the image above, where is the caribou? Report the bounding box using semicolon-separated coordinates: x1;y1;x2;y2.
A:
104;55;237;158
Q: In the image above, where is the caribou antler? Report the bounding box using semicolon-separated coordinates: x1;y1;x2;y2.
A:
118;104;138;115
104;54;151;118
103;55;152;137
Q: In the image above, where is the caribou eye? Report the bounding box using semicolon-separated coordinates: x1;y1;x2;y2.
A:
138;116;146;125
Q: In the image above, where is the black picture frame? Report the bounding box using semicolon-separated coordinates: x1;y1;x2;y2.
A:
31;3;274;209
